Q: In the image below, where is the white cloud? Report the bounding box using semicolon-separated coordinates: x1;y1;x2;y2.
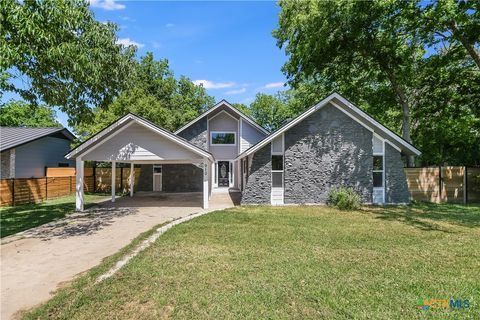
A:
193;80;235;89
120;16;135;22
165;23;175;28
225;88;246;95
116;38;144;48
89;0;125;10
263;82;284;89
151;41;161;49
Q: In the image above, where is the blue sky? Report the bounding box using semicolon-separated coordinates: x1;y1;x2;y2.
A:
81;1;289;128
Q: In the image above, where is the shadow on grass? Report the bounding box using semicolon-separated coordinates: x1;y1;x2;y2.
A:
363;202;480;232
0;194;111;238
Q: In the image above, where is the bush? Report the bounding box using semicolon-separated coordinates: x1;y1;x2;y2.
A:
327;187;362;210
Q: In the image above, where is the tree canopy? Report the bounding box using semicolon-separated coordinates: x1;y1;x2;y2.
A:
74;53;215;139
0;101;60;127
274;0;479;166
1;0;137;125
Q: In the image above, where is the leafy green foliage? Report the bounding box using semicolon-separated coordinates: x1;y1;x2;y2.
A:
0;100;60;127
249;92;295;131
74;53;214;139
1;0;137;125
327;187;362;210
274;0;480;166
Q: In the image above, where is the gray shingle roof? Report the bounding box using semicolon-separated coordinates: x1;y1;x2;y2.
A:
0;127;75;152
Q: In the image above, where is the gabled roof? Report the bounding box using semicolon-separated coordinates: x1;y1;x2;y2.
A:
65;113;214;161
174;99;269;135
236;92;421;160
0;127;75;152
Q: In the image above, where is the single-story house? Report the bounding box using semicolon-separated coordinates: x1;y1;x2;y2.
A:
0;127;75;179
66;92;420;210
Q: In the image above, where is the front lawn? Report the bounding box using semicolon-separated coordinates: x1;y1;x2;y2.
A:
0;194;110;238
26;204;480;319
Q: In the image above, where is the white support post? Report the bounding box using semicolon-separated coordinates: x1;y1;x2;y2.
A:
203;160;209;209
75;158;84;211
111;161;116;202
130;162;134;197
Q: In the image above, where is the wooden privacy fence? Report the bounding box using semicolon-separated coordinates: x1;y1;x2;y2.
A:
0;167;141;206
405;166;480;203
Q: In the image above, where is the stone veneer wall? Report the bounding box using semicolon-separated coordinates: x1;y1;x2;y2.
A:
241;144;272;204
177;117;208;150
0;149;15;179
284;103;373;204
162;164;202;192
385;143;410;203
137;164;153;191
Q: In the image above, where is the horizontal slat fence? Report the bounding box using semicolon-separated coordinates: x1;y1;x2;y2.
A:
405;166;480;203
0;167;142;206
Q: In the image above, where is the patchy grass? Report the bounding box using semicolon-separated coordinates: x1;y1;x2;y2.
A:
0;194;110;238
25;203;480;319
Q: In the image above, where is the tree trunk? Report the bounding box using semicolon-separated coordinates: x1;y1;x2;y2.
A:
449;21;480;69
386;71;416;167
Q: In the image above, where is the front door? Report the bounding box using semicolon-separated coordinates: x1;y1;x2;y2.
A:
217;161;230;187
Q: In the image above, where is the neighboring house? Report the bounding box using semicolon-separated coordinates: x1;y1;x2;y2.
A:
66;92;420;211
0;127;75;179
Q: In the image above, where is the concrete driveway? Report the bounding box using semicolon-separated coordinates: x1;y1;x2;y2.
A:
1;191;238;319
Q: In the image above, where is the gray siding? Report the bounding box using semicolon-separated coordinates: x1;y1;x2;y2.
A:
240;120;266;153
284;103;373;204
14;137;74;178
208;109;239;160
177;117;208;150
385;143;410;203
241;144;271;204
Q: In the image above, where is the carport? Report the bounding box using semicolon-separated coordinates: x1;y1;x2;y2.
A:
65;113;214;211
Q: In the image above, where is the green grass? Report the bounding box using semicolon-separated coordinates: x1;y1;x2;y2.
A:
25;203;480;319
0;194;110;238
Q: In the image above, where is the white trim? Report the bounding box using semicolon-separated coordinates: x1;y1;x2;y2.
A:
210;131;237;146
372;137;385;204
175;100;269;135
330;101;374;132
208;109;239;123
152;164;162;191
239;118;242;154
270;133;285;205
71;121;135;159
111;161;116;203
385;139;402;153
235;92;420;160
75;158;84;211
67;114;214;162
129;162;134;197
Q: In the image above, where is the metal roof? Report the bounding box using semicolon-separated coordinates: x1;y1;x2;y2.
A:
0;127;75;152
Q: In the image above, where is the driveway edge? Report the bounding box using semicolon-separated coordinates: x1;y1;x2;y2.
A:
96;209;213;283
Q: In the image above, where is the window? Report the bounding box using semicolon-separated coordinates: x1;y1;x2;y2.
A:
271;135;284;189
153;165;162;174
272;155;284;171
211;132;235;145
58;163;69;167
373;155;384;187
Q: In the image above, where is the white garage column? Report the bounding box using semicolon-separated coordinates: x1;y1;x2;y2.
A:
111;161;116;202
129;162;134;197
203;159;209;209
75;158;84;211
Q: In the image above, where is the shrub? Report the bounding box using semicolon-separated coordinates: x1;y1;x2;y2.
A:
327;187;361;210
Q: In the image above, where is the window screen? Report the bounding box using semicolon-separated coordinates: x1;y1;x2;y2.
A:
272;172;283;188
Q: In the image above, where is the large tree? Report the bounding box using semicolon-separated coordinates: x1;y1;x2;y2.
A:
75;53;214;138
274;0;479;166
0;0;137;125
0;100;60;127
